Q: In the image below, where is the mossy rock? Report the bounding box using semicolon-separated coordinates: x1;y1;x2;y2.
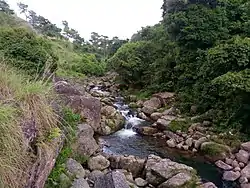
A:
168;119;191;133
200;142;231;161
128;102;138;109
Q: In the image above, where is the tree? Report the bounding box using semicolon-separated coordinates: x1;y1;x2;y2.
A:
17;2;28;20
0;0;14;14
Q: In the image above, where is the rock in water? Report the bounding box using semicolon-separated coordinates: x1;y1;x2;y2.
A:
223;171;240;181
94;171;130;188
201;182;218;188
158;172;193;188
88;155;110;171
215;160;233;171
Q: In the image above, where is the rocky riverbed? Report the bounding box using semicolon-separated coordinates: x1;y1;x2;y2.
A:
49;72;250;188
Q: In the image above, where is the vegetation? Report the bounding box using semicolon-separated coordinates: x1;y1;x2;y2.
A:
108;0;250;135
0;63;58;188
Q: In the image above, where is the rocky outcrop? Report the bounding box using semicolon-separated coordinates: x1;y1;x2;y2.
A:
72;124;99;157
67;96;101;131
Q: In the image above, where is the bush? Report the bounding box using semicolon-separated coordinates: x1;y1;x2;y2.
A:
0;27;58;76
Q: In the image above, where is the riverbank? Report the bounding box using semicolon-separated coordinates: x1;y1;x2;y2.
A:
45;72;250;188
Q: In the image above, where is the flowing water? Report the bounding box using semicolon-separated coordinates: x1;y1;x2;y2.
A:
96;91;238;188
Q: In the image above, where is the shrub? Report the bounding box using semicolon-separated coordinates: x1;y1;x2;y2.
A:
0;27;58;76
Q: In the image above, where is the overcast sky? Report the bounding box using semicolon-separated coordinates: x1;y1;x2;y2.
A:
7;0;162;40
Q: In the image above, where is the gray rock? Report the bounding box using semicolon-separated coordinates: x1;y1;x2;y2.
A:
73;124;99;157
167;139;176;148
135;178;148;187
162;107;179;116
108;155;145;178
239;176;248;184
241;163;250;179
241;184;250;188
143;97;162;109
223;171;240;181
150;112;162;121
241;142;250;152
161;115;177;121
185;138;193;148
194;137;207;149
157;119;171;130
201;182;218;188
240;162;246;168
232;160;240;168
66;158;86;178
183;145;189;151
138;112;151;121
87;170;104;182
234;167;241;172
158;172;193;188
68;96;101;131
150;158;194;180
88;155;110;171
71;178;90;188
215;160;233;171
136;126;158;136
152;92;175;106
225;158;233;165
94;171;130;188
236;150;250;164
164;131;184;143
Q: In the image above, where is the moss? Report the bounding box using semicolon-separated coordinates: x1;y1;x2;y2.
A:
200;142;230;157
168;119;191;132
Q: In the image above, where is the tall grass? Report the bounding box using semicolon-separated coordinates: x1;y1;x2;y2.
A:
0;62;58;187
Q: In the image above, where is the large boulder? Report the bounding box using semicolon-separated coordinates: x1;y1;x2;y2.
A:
241;142;250;152
236;150;250;164
241;163;250;179
99;106;125;135
88;155;110;171
67;96;101;131
72;124;99;157
145;155;195;186
142;97;162;115
71;178;90;188
54;81;83;96
158;172;194;188
108;155;145;177
94;171;130;188
66;158;86;178
223;171;240;181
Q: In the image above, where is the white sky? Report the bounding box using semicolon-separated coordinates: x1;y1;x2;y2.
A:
7;0;162;40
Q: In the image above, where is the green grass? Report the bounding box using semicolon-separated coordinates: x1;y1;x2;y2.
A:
200;142;230;157
0;63;58;188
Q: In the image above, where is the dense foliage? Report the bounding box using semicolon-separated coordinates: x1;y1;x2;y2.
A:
109;0;250;133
